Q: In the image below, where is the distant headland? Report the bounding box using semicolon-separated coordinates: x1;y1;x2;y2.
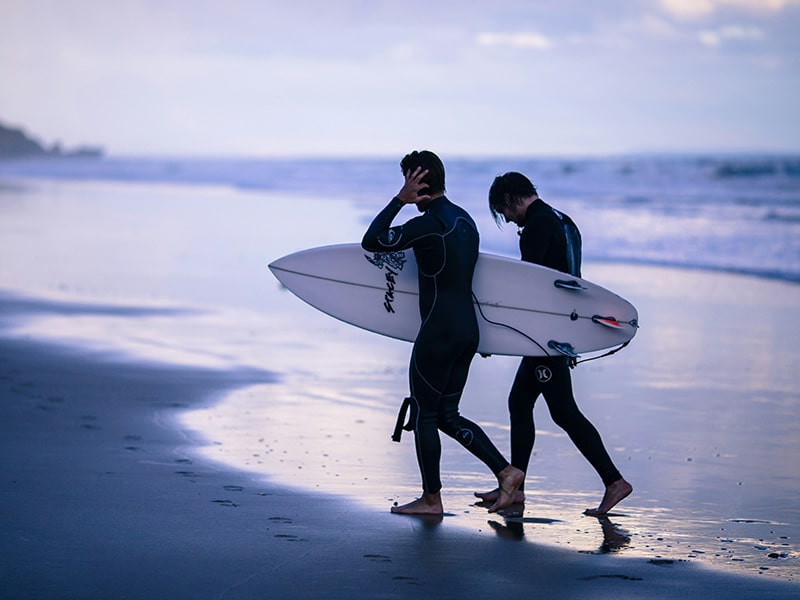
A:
0;120;104;160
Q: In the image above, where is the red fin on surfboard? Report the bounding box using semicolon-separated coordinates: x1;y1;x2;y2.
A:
592;316;624;329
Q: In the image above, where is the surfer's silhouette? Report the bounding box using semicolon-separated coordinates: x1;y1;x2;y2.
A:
474;171;632;516
362;150;524;516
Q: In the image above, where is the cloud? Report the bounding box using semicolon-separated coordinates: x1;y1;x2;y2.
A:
4;0;798;155
475;32;552;50
698;24;765;46
660;0;800;20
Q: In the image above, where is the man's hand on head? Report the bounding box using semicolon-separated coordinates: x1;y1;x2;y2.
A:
396;167;430;204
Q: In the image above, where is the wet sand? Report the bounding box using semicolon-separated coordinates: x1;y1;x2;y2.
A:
1;178;798;597
1;303;798;599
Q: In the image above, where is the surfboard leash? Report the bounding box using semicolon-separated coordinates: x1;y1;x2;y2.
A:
471;292;633;364
574;340;631;365
471;292;550;356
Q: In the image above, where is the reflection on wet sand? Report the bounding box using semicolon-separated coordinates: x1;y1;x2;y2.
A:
486;513;631;555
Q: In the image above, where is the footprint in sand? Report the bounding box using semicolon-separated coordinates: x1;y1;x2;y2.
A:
363;554;391;563
578;574;643;582
81;415;101;430
38;396;64;410
274;534;308;542
212;499;238;507
648;559;685;566
268;516;293;524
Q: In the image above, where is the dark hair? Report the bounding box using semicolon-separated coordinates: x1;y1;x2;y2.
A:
400;150;445;195
488;171;538;224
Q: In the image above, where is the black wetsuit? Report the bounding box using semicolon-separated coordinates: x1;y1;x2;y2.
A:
362;196;508;494
512;199;621;487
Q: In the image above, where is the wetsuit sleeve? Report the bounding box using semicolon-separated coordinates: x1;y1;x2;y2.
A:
519;215;558;265
361;198;439;252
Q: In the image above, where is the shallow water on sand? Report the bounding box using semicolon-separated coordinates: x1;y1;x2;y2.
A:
1;178;798;583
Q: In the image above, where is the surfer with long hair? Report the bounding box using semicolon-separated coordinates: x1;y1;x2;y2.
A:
475;171;632;516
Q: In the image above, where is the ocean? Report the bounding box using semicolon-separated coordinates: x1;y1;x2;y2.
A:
1;154;799;284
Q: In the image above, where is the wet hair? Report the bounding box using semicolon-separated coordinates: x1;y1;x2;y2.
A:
400;150;445;195
488;171;538;225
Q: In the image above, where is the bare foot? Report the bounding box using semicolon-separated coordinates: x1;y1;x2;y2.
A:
488;465;525;513
499;501;525;518
473;487;525;504
391;492;443;515
584;478;632;516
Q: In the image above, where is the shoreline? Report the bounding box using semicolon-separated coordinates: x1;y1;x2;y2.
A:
1;317;798;599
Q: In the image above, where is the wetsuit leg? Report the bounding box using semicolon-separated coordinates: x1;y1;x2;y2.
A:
409;338;508;494
540;358;622;486
436;348;508;475
408;343;447;494
507;357;542;490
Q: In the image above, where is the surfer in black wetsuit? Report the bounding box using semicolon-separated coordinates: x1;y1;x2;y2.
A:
475;171;632;516
362;151;523;516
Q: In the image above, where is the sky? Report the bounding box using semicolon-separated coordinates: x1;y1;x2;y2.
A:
2;0;799;157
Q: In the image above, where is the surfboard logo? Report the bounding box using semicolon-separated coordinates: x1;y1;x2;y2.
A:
364;251;407;272
535;365;552;383
365;252;407;314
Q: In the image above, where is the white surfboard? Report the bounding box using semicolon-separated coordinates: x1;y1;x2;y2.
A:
268;244;638;357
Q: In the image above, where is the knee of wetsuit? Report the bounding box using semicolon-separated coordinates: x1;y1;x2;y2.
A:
549;405;583;430
436;404;462;436
508;391;532;417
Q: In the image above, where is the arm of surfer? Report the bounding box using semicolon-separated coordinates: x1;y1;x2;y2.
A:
361;168;431;251
361;197;405;251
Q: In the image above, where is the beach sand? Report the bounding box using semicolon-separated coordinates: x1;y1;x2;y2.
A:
1;290;798;599
1;178;798;598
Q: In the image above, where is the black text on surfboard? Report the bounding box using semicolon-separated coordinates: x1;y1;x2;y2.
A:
383;267;398;313
364;251;407;314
